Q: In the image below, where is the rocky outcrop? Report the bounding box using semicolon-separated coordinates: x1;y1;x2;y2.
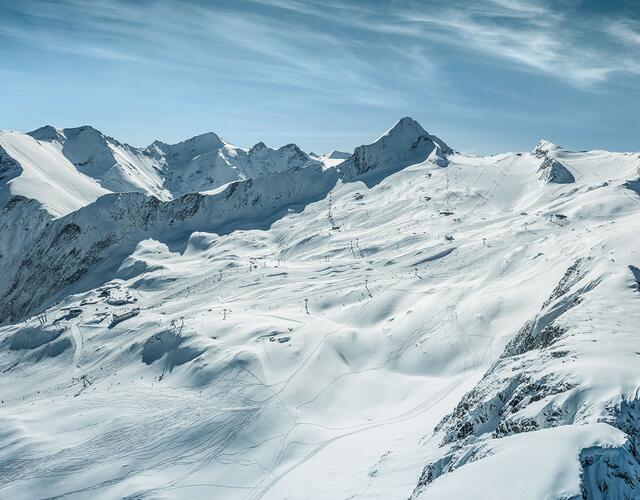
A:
0;144;22;187
340;117;452;178
538;157;576;184
532;140;575;184
412;258;640;499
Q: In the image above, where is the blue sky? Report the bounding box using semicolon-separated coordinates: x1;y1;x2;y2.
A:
1;0;639;154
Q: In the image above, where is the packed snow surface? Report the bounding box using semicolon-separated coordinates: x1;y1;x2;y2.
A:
0;118;639;499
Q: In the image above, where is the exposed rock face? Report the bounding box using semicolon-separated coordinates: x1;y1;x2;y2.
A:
412;257;640;499
340;117;452;178
538;157;576;184
532;139;561;159
0;144;22;187
624;179;640;197
532;140;575;184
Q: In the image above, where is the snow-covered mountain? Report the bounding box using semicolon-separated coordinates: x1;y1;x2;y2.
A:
310;150;351;167
145;133;322;197
1;117;639;499
0;125;323;217
340;116;453;180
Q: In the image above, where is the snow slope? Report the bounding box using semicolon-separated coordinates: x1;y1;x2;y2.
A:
311;150;351;167
29;125;170;200
0;131;109;216
0;118;639;499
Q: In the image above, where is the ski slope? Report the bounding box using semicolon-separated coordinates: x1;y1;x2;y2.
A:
0;118;639;499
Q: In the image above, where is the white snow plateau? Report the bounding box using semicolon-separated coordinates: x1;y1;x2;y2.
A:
1;117;639;499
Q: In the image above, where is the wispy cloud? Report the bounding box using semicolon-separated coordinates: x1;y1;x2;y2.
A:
392;0;635;86
607;19;640;47
1;0;639;97
241;0;640;87
0;0;425;108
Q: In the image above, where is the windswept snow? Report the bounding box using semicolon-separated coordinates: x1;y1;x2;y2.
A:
29;125;170;200
0;132;109;216
0;118;639;499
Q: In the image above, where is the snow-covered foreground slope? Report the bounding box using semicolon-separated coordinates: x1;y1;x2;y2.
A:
0;119;639;499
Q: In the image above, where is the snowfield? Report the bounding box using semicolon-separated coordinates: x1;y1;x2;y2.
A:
0;118;639;499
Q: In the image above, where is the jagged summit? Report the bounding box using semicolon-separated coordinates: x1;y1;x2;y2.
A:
28;125;66;142
378;117;451;152
148;131;226;154
341;116;452;177
532;139;562;158
250;141;268;153
531;140;574;184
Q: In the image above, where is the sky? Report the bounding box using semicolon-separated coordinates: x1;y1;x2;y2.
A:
1;0;639;154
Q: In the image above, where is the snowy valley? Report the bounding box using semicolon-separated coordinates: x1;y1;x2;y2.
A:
0;117;639;499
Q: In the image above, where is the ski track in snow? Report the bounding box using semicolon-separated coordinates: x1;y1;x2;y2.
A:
1;120;639;499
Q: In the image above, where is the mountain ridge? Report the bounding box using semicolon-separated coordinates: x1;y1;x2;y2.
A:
1;117;639;499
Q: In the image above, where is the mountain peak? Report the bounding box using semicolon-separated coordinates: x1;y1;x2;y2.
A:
278;143;305;154
532;139;562;158
383;117;452;153
250;141;268;153
382;116;424;137
151;131;225;152
28;125;66;142
341;117;452;178
28;125;125;150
